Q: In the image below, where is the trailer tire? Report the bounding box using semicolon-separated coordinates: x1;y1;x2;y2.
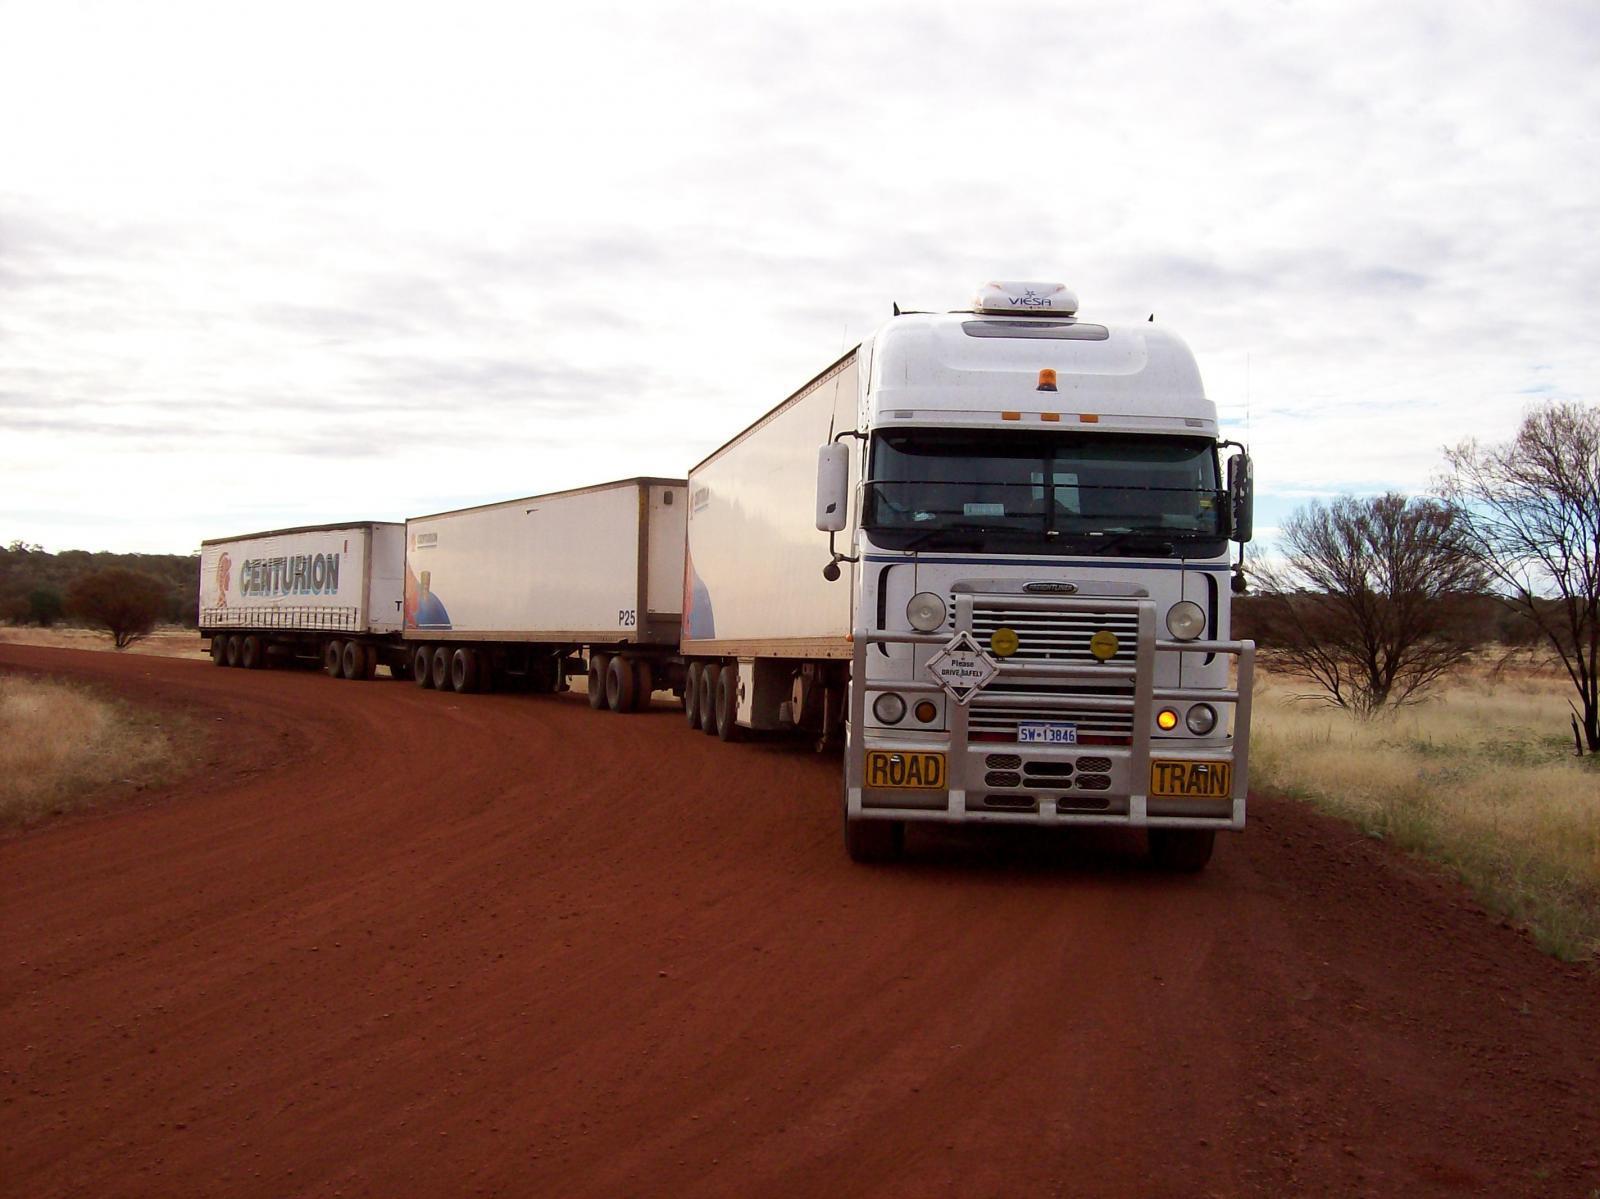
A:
209;636;227;666
451;647;480;693
683;663;703;728
240;635;263;670
698;665;718;737
341;640;365;680
323;640;343;677
714;663;742;742
1148;828;1215;873
412;646;434;687
605;654;635;713
431;646;452;691
587;654;610;710
224;635;242;668
632;659;653;711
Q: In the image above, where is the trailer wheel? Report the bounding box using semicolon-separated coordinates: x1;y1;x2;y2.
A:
240;635;263;670
1148;828;1216;873
632;659;653;711
412;646;434;687
209;636;227;666
715;664;743;742
341;640;364;680
451;647;480;693
698;665;718;737
602;654;633;712
224;635;243;668
323;640;343;677
587;654;610;710
429;646;451;691
683;663;703;728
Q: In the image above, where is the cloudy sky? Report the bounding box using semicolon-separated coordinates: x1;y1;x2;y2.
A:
2;0;1595;554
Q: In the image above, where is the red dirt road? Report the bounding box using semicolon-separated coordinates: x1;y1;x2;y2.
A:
3;644;1596;1198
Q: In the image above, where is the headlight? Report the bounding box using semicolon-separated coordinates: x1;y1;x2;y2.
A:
872;692;907;724
1166;600;1206;641
906;592;947;632
1186;704;1217;735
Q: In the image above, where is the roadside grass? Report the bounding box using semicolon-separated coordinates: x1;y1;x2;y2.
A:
0;675;194;826
1252;668;1600;963
0;623;208;660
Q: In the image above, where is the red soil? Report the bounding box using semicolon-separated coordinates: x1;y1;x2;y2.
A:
2;643;1596;1198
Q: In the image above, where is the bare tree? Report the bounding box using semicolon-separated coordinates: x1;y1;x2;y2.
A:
65;568;170;649
1442;402;1600;753
1252;493;1488;714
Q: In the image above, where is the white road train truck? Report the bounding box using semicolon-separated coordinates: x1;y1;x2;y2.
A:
199;522;408;677
401;478;687;701
683;281;1255;868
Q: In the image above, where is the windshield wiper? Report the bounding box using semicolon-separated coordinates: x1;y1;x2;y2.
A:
1079;531;1177;556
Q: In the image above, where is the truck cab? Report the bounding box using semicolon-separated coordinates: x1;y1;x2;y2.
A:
819;282;1256;868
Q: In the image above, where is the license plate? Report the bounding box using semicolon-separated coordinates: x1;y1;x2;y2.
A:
865;751;947;790
1150;759;1233;798
1018;722;1078;744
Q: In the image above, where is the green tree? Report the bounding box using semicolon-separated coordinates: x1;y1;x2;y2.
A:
65;569;170;649
27;588;64;627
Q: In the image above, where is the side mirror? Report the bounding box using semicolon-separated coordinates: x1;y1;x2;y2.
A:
815;443;849;532
1227;450;1254;544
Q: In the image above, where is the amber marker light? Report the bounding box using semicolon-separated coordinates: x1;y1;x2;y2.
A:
914;701;938;723
1079;413;1100;423
1157;708;1179;731
1001;411;1021;420
1041;412;1060;422
1037;368;1058;392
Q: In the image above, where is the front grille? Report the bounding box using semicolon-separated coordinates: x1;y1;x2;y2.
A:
1077;756;1113;773
982;794;1037;812
985;770;1022;788
957;597;1139;743
1077;773;1112;791
985;753;1022;770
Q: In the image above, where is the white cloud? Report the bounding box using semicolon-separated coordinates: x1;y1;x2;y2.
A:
1;0;1596;550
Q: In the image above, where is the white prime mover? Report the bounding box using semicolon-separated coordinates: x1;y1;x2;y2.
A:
683;281;1256;869
402;477;688;702
198;521;406;677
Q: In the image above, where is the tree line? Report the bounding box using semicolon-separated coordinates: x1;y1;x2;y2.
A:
1243;401;1599;755
0;543;198;642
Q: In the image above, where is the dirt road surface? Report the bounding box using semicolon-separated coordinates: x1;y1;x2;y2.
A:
3;644;1596;1197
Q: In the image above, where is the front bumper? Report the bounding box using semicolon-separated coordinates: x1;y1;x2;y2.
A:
845;592;1255;830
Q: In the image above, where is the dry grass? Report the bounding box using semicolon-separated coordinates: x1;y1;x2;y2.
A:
0;623;209;659
0;675;193;826
1252;667;1600;962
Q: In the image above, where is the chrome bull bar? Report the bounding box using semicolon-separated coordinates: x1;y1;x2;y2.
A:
846;592;1256;828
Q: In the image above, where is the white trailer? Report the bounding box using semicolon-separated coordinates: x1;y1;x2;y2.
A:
198;521;406;678
403;477;687;704
684;281;1257;870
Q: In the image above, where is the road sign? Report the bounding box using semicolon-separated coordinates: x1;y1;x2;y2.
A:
926;631;999;705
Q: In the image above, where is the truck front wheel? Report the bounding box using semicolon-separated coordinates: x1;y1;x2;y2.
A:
1148;828;1216;873
844;810;904;863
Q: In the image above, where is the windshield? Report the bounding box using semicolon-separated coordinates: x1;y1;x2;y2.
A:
865;429;1225;556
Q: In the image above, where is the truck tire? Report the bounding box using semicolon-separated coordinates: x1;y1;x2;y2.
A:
431;646;452;691
341;640;366;680
698;665;718;737
632;659;653;712
209;637;226;666
587;654;610;710
683;663;703;728
451;647;480;693
324;640;344;677
844;781;904;862
715;663;742;742
1148;828;1216;873
224;635;243;668
604;654;634;712
241;635;263;670
413;646;434;688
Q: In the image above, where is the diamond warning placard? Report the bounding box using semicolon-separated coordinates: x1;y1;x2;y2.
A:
926;631;999;705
